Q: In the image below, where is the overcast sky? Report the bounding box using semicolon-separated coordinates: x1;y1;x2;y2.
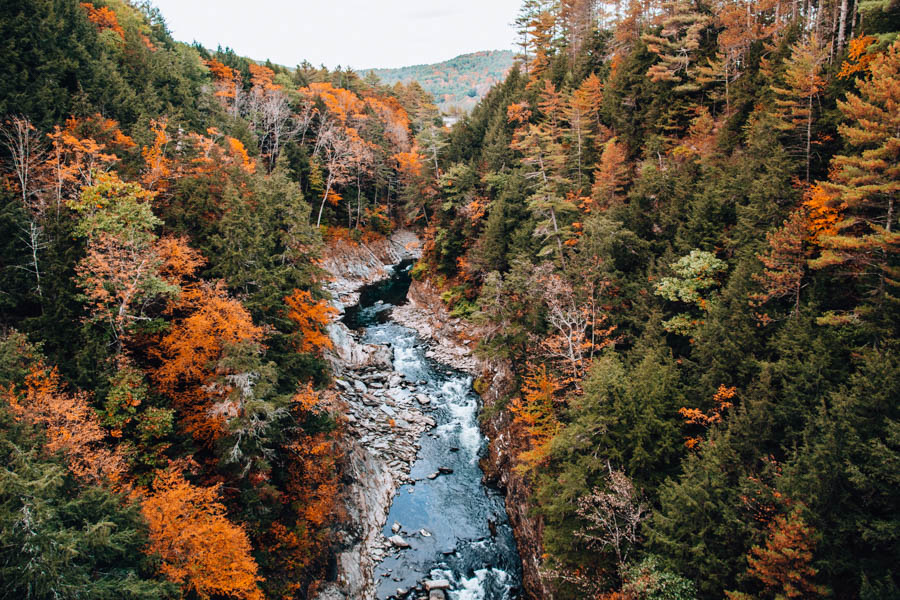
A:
149;0;522;70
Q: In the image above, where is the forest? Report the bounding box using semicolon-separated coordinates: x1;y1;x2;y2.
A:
0;0;898;599
366;50;516;113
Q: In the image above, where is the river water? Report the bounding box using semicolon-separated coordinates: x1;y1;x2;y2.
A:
343;262;522;600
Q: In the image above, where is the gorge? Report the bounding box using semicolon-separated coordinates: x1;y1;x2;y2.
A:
317;233;524;600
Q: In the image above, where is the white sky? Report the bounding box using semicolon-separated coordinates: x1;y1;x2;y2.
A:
149;0;522;70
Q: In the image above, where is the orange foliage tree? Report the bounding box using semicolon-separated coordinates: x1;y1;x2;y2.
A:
770;33;829;181
4;363;127;487
591;137;629;209
802;183;842;244
284;289;337;355
260;384;340;598
80;2;125;40
728;507;827;599
838;35;877;79
151;282;265;446
141;469;264;600
750;209;810;323
42;115;124;210
809;41;900;316
205;58;242;115
141;117;173;196
69;172;203;345
679;384;736;448
510;363;562;472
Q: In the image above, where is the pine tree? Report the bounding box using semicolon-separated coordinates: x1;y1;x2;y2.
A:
810;40;900;324
643;0;712;93
770;33;829;182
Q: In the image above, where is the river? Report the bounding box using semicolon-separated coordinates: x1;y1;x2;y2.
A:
343;261;522;600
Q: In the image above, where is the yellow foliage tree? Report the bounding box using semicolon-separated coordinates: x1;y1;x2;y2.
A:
510;364;562;472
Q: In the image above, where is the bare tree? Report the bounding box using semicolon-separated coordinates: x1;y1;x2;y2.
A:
530;263;615;383
1;116;47;298
574;464;648;568
1;116;44;205
313;120;355;228
416;124;446;179
256;89;302;172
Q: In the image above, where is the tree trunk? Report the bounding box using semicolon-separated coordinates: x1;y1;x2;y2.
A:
549;204;565;265
27;221;42;300
356;168;362;230
836;0;849;56
805;94;813;183
316;175;334;228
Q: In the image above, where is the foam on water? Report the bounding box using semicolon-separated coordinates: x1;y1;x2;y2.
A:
393;340;420;373
438;377;483;463
449;568;512;600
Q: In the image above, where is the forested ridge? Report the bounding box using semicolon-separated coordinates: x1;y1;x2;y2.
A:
0;0;898;599
365;50;516;113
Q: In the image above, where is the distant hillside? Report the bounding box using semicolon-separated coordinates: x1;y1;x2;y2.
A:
366;50;515;113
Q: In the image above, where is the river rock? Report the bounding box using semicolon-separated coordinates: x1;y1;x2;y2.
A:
389;535;410;549
415;394;431;405
438;467;454;475
424;579;450;591
429;591;447;600
391;522;401;534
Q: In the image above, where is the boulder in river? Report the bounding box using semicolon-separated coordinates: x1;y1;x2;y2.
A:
424;579;450;591
388;535;410;549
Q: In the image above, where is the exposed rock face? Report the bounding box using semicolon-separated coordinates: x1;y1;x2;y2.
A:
392;279;480;375
393;279;551;600
321;229;421;311
324;363;435;599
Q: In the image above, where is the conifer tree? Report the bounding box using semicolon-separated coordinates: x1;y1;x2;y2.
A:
643;0;712;93
770;33;829;182
810;40;900;323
